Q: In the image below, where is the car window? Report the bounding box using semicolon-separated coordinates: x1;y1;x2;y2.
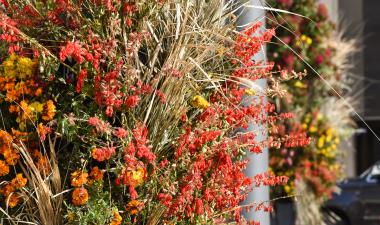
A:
360;161;380;179
365;162;380;183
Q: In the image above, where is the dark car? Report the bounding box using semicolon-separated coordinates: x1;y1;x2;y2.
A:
323;161;380;225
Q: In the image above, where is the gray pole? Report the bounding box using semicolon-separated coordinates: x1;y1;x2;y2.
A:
237;0;269;224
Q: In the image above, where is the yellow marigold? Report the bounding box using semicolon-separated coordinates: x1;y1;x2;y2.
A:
7;193;22;208
3;148;20;166
190;95;209;109
2;55;16;77
0;160;10;176
11;173;27;189
126;200;144;215
110;210;123;225
70;171;89;187
71;187;89;206
29;101;44;113
89;166;104;181
17;57;35;79
42;100;56;121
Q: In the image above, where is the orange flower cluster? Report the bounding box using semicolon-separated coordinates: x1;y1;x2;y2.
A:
0;130;18;172
70;167;104;206
0;55;56;132
0;173;27;208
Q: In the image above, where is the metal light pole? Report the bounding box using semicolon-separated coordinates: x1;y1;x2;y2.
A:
237;0;270;224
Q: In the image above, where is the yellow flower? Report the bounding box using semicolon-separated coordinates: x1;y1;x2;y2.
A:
309;126;317;133
317;136;325;148
334;137;340;144
306;37;313;45
190;95;209;109
129;167;145;186
244;89;256;95
29;101;44;113
294;80;306;88
17;57;34;79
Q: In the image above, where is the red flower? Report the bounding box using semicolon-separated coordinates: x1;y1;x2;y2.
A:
76;69;88;93
318;3;329;19
125;95;140;108
59;41;87;64
114;127;128;138
194;198;203;215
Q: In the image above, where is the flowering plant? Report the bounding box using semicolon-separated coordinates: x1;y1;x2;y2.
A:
0;0;303;224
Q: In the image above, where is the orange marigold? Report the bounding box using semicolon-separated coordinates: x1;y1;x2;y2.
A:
110;210;123;225
3;148;19;166
0;160;10;176
11;173;27;189
0;130;13;151
42;100;55;121
125;200;144;215
7;193;22;208
0;184;15;197
71;171;88;187
89;166;104;181
71;187;89;206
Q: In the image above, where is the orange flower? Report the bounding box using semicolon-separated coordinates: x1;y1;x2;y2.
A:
110;210;123;225
125;200;144;215
89;166;104;181
0;184;15;197
19;100;33;120
71;187;89;206
0;160;10;176
71;171;88;187
3;148;19;166
11;173;27;189
37;123;51;141
42;100;55;121
35;87;43;96
7;193;22;208
0;130;13;147
11;128;29;139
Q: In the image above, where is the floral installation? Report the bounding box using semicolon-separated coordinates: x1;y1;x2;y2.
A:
267;0;356;224
0;0;307;224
